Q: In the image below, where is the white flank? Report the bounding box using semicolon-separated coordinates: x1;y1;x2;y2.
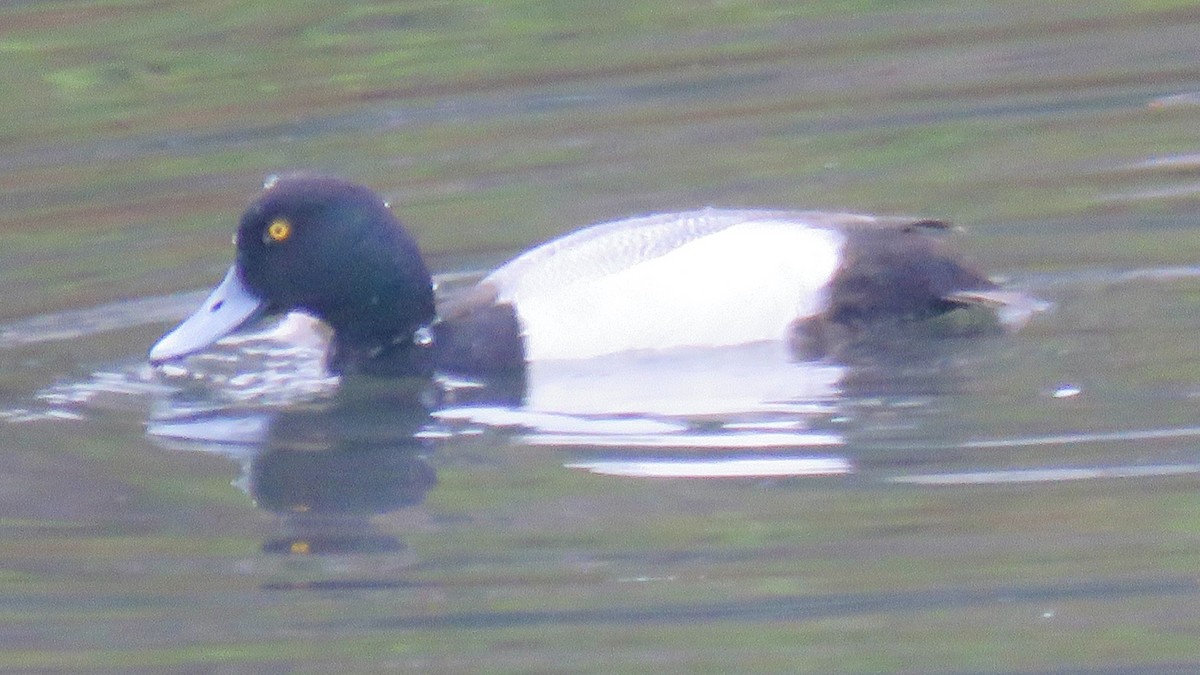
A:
496;218;845;361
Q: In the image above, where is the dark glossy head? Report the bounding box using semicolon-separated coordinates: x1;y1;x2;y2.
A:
236;175;435;339
150;175;436;373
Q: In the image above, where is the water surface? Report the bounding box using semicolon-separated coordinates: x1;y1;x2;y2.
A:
3;1;1200;671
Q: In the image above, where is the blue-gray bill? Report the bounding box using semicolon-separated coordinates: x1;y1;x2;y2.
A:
148;266;267;364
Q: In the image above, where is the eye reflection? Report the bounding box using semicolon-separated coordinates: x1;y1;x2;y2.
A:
265;218;292;243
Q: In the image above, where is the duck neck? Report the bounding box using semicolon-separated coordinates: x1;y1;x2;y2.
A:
319;281;437;377
326;320;435;377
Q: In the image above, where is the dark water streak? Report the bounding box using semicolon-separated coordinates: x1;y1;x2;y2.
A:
348;577;1200;632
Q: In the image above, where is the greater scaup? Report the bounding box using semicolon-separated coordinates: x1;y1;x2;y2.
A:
149;175;1038;376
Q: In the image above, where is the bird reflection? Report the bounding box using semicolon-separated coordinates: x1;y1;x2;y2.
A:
144;311;996;520
254;441;435;557
149;380;444;559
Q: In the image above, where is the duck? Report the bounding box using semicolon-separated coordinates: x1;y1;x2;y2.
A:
149;174;1038;378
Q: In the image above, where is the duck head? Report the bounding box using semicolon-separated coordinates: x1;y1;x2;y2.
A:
149;175;436;375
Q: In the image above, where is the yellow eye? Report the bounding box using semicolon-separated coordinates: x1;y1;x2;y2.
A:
265;218;292;243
